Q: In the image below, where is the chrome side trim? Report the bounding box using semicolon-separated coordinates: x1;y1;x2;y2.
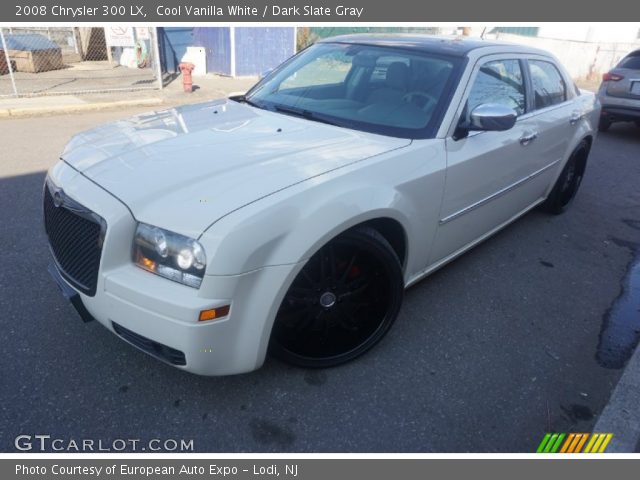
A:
439;159;561;225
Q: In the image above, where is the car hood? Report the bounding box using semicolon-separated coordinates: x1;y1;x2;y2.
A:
62;99;410;237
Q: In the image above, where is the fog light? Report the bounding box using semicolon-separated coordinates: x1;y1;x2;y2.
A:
199;305;230;322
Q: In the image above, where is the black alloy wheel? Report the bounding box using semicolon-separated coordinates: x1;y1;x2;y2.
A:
270;226;404;368
540;141;589;215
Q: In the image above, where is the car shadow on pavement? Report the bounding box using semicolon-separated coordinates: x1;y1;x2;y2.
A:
600;122;640;142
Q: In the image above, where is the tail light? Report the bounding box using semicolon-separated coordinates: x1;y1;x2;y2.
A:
603;72;624;82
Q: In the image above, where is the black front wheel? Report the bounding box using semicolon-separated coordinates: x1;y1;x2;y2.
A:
270;226;404;368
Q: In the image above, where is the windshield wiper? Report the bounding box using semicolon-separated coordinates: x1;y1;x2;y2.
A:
231;94;265;110
273;105;342;127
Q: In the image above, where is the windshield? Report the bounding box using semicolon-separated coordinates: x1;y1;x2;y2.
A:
245;42;461;139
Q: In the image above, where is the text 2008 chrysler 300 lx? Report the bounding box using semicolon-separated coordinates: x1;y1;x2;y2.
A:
44;35;600;375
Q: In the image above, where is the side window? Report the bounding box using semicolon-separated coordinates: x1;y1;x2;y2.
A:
466;59;526;117
529;60;567;109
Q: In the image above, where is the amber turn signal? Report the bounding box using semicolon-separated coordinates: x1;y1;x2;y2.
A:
199;305;230;322
139;255;156;271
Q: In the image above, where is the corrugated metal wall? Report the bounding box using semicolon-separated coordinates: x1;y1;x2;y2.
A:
160;27;294;77
158;27;196;73
234;27;295;76
194;27;231;76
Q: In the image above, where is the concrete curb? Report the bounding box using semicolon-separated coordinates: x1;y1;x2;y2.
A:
593;341;640;452
0;97;163;118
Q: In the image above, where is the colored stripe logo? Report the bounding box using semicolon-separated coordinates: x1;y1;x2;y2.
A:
537;433;613;453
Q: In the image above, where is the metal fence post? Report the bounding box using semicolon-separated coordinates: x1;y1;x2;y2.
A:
71;27;79;55
152;27;163;90
0;28;18;97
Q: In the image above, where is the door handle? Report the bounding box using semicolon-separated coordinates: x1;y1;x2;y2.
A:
570;113;583;125
519;132;538;146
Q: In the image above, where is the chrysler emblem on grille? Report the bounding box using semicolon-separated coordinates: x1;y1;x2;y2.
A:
52;190;64;208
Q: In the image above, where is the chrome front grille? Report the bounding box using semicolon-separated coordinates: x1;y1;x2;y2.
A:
43;181;105;296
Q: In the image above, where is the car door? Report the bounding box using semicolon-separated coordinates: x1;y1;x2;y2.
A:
525;57;579;193
429;56;544;264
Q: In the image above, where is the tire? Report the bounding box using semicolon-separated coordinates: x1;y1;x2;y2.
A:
270;226;404;368
540;141;589;215
598;117;612;132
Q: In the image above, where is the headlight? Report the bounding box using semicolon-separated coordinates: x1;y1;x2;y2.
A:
133;223;206;288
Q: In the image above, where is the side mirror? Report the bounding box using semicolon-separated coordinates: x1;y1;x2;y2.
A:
469;104;517;131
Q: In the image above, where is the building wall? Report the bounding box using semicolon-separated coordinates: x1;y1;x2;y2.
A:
159;27;295;77
538;25;640;43
463;25;640;43
494;32;640;81
234;27;295;77
194;27;231;76
158;27;196;73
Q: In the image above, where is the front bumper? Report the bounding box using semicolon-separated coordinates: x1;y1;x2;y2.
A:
90;263;296;375
46;161;301;376
48;263;96;324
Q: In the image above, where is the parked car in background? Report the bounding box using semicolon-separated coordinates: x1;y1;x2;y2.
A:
44;35;600;375
597;49;640;131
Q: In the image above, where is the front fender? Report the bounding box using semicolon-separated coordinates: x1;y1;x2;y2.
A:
199;140;447;284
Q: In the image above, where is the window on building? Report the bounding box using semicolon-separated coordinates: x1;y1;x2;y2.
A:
491;27;540;38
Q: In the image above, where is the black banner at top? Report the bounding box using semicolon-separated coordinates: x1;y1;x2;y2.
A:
3;0;640;22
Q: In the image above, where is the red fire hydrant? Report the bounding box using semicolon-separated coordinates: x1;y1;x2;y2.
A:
179;62;195;93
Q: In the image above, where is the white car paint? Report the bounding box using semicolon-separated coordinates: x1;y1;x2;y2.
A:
45;37;600;375
61;101;409;239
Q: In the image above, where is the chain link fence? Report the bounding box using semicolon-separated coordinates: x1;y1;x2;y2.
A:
0;26;161;97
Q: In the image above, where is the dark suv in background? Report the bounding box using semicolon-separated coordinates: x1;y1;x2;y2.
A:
598;49;640;131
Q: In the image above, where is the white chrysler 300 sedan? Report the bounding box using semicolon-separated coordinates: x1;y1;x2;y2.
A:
44;35;600;375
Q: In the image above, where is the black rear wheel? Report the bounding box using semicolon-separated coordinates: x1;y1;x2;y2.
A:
540;140;589;215
270;226;403;368
598;117;612;132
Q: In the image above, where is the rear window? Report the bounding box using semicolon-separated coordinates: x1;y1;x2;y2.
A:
618;53;640;70
529;60;567;109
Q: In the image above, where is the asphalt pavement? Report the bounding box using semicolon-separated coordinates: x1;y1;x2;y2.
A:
0;109;638;452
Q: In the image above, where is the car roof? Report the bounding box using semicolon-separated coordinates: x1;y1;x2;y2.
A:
318;34;547;58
